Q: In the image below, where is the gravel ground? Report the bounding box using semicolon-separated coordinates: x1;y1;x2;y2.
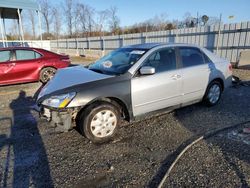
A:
0;68;249;188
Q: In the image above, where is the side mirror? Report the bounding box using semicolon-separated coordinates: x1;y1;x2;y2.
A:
139;66;155;75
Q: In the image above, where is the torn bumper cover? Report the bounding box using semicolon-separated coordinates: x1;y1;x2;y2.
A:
39;106;77;131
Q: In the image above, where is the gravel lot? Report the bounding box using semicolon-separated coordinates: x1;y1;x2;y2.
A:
0;68;249;187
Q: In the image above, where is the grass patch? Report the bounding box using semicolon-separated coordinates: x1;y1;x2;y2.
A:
70;56;98;65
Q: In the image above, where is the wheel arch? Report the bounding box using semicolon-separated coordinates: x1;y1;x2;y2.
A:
76;97;131;124
209;77;224;91
203;77;224;106
39;66;57;73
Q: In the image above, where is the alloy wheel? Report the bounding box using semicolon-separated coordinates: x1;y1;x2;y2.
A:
208;84;221;104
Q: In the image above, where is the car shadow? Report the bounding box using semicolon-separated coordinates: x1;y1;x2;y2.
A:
0;91;54;187
0;117;11;187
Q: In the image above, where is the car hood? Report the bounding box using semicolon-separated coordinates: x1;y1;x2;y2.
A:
37;65;112;100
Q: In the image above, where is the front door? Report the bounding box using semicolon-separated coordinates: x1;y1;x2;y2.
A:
11;49;42;82
131;47;182;116
0;50;15;85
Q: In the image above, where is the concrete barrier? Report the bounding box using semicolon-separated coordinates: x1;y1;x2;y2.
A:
51;48;108;58
238;50;250;69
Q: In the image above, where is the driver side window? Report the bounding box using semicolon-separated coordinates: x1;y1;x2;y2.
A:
0;50;11;63
15;50;41;61
143;48;176;73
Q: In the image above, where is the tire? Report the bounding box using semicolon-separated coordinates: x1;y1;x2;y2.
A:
40;67;56;83
203;80;222;106
79;102;120;143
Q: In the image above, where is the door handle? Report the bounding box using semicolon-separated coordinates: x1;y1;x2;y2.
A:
171;74;181;80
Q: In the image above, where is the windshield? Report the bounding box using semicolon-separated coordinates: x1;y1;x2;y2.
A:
89;48;147;75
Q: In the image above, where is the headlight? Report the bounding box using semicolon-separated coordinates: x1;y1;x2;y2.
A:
42;92;76;108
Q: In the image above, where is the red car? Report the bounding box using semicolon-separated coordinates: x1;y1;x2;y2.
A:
0;47;70;85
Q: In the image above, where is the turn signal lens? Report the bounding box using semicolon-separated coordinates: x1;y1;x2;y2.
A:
59;98;71;108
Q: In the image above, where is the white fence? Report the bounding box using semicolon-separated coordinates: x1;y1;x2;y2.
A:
3;22;250;62
0;40;51;50
50;22;250;62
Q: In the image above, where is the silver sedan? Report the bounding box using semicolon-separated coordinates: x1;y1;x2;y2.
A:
37;43;232;143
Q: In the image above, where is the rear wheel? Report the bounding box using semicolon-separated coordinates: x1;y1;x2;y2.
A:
79;102;120;143
203;81;222;106
40;67;56;83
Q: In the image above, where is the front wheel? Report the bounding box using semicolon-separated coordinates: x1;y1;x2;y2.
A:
40;67;56;83
79;102;120;143
203;81;222;106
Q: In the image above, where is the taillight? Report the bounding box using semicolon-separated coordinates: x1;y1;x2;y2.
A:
228;64;232;71
61;58;70;62
60;57;70;63
60;55;70;62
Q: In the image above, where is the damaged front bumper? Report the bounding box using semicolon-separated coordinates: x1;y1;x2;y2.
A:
38;105;79;131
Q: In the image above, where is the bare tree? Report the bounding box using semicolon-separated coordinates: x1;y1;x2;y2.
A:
183;12;196;27
153;13;168;30
52;7;61;39
207;16;221;26
72;3;95;37
64;0;74;37
39;0;52;34
27;10;36;39
85;6;95;37
9;20;19;40
73;3;81;37
76;3;87;36
142;13;169;31
172;19;182;29
122;13;175;34
96;10;109;36
108;6;120;34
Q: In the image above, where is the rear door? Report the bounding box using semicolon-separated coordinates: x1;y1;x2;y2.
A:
11;49;42;82
0;50;15;84
131;47;182;116
178;47;210;103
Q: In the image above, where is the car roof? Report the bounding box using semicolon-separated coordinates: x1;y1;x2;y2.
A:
123;43;200;50
123;43;162;50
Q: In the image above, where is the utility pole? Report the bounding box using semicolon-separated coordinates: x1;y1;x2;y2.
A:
37;5;43;48
216;13;222;54
17;8;24;46
0;9;6;47
197;12;199;26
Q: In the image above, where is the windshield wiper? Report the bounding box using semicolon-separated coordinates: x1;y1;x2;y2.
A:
89;68;121;76
89;68;104;74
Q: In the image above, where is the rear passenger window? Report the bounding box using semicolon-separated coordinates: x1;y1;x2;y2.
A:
0;50;11;62
180;48;205;68
203;53;213;64
144;48;176;73
16;50;41;60
35;52;42;58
